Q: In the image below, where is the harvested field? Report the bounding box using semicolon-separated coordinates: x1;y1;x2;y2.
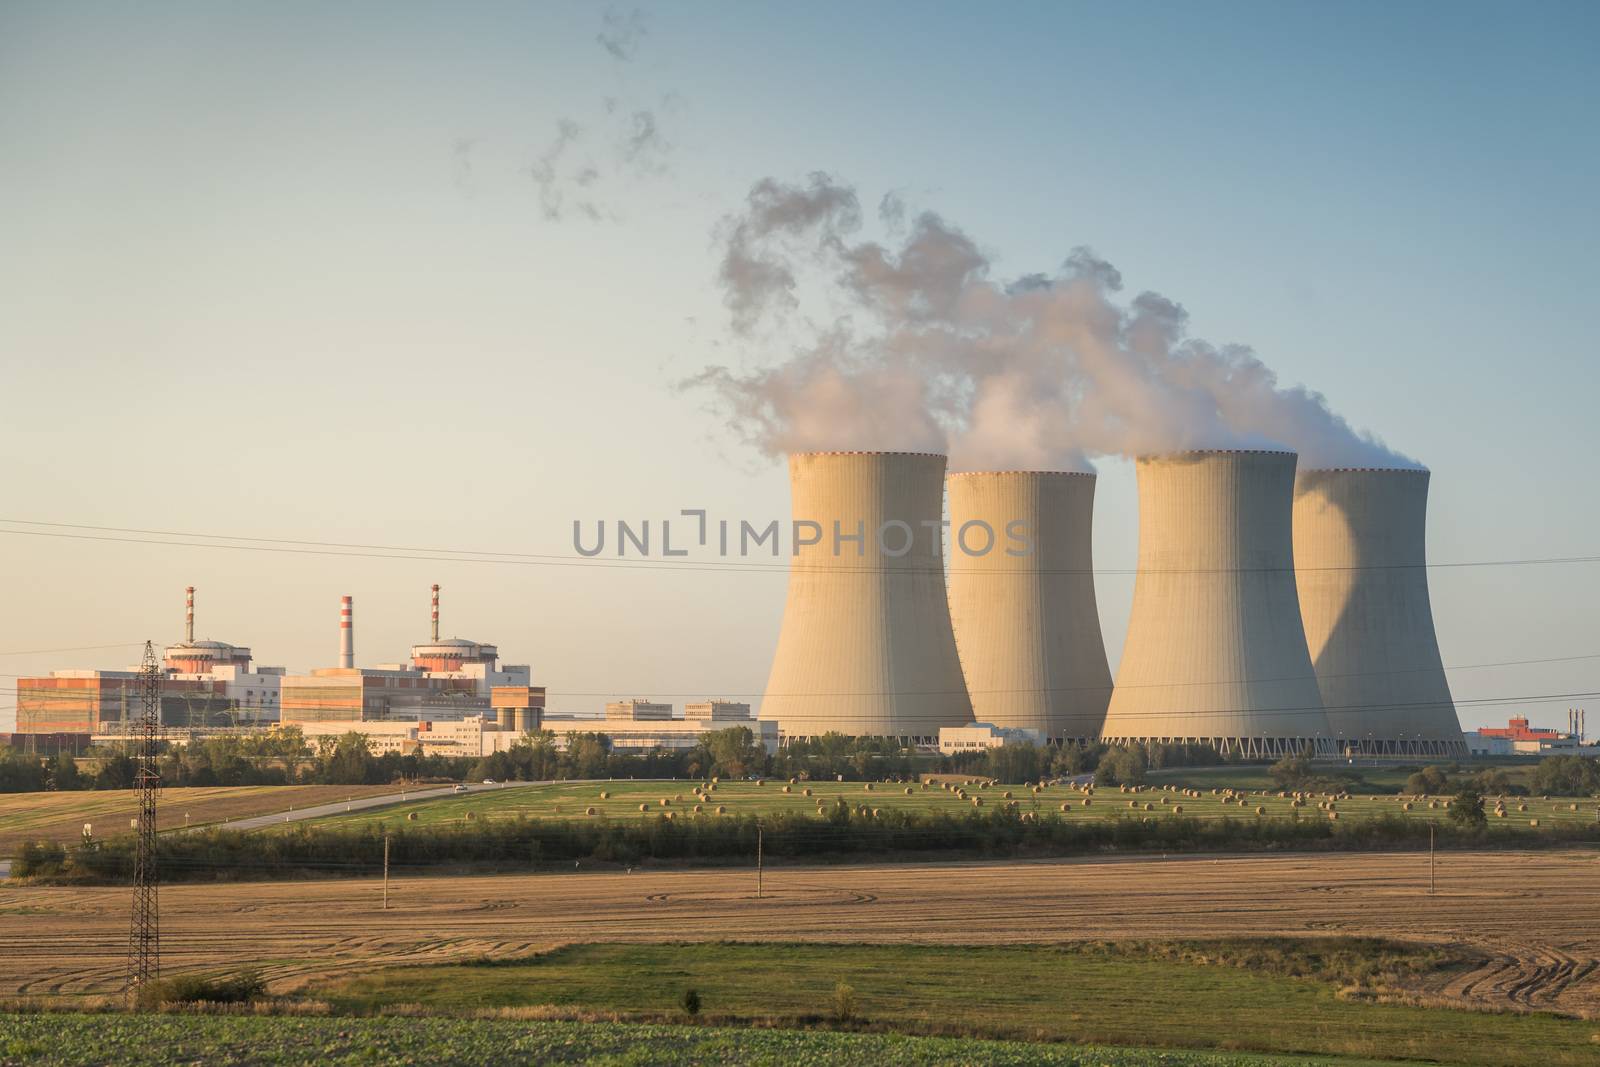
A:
3;850;1600;1021
0;786;408;853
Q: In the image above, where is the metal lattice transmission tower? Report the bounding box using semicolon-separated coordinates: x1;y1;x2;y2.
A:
127;640;162;992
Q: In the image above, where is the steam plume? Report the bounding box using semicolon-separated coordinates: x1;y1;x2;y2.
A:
689;174;1418;471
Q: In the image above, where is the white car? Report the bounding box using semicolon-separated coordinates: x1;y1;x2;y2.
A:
482;778;496;785
453;784;469;794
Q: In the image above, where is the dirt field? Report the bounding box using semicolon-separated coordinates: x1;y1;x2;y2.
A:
3;850;1599;1020
0;786;408;853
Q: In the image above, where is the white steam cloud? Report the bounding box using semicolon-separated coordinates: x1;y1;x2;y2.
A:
686;174;1418;472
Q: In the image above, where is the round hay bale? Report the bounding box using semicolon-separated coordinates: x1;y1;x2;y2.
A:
1328;811;1340;821
660;798;670;807
716;805;726;815
585;806;597;816
1129;800;1139;809
1173;805;1184;814
1402;802;1412;811
1495;808;1506;817
1143;802;1155;811
639;803;649;812
712;777;720;784
864;782;873;791
872;808;881;818
694;803;704;813
1082;798;1092;807
1427;800;1438;810
972;797;983;807
664;811;675;821
790;777;798;784
803;787;813;797
1518;803;1528;812
465;811;476;821
1571;803;1580;812
1255;806;1266;816
755;779;764;787
406;811;418;821
782;785;792;793
599;791;610;800
1060;802;1071;812
905;787;914;795
1530;818;1540;827
1003;791;1013;800
1032;786;1041;795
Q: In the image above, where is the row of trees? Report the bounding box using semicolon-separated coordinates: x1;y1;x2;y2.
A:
0;728;1216;793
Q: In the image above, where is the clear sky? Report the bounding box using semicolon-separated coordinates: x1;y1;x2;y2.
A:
2;1;1596;731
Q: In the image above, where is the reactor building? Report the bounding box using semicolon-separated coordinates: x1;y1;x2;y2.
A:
761;451;973;743
945;470;1112;744
1292;467;1466;757
1099;450;1334;758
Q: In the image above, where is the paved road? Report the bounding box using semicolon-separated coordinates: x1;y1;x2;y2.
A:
204;779;556;832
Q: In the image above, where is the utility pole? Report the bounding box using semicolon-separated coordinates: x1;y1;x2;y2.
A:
127;641;162;995
1428;822;1435;894
383;834;390;910
756;824;764;899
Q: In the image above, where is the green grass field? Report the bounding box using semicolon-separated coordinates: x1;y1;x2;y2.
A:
1147;761;1542;794
307;941;1600;1067
0;1014;1405;1067
301;776;1600;834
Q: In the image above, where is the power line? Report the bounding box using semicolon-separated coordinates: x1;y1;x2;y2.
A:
2;517;1599;575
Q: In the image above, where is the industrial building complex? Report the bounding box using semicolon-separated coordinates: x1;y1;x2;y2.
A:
17;443;1568;761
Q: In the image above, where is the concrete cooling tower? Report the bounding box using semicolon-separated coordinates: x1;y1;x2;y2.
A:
946;471;1112;743
762;451;973;742
1293;467;1466;757
1100;450;1334;758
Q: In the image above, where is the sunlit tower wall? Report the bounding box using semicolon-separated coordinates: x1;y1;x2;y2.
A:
946;471;1111;744
1100;450;1334;758
1293;467;1466;758
762;451;973;744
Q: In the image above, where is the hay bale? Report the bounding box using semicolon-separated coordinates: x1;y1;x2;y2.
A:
465;811;476;821
660;798;670;807
1003;791;1013;800
1082;798;1092;807
1518;803;1528;812
1255;806;1266;816
639;803;650;812
1173;805;1184;814
694;803;703;813
716;805;726;815
1129;800;1139;809
782;785;792;793
864;782;873;791
803;787;813;797
664;811;675;821
1571;803;1580;812
1328;811;1339;821
1402;802;1412;811
585;806;597;816
871;808;881;817
1143;802;1155;811
599;791;610;800
755;779;765;787
1530;818;1540;827
973;797;983;807
790;777;798;784
905;787;914;795
406;811;418;821
1060;802;1071;812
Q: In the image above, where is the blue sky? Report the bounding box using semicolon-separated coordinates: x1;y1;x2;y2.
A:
1;1;1595;730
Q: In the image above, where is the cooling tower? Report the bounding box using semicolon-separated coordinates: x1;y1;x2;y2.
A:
946;471;1112;743
762;451;973;742
1293;467;1466;757
1100;450;1333;758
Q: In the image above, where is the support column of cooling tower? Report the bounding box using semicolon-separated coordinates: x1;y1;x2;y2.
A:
946;471;1112;744
1293;467;1465;758
339;596;354;669
1100;450;1332;759
761;451;973;743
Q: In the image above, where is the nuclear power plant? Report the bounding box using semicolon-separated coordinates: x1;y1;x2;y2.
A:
946;471;1112;744
1293;467;1467;757
761;451;973;743
1097;450;1334;758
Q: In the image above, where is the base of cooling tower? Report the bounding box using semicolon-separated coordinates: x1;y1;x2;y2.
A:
1099;736;1342;760
1332;737;1470;759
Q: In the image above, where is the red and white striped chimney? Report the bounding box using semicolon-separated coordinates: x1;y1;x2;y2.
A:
431;584;440;642
339;595;354;668
185;586;195;644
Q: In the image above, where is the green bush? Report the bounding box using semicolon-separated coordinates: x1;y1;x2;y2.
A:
681;988;701;1016
832;980;857;1022
133;970;266;1010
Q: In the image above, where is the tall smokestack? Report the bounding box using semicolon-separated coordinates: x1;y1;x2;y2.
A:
946;471;1111;743
1100;450;1332;758
761;451;972;742
1292;468;1465;758
184;586;195;644
339;595;354;668
431;584;440;642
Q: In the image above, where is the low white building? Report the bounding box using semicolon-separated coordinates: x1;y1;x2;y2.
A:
939;722;1047;755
